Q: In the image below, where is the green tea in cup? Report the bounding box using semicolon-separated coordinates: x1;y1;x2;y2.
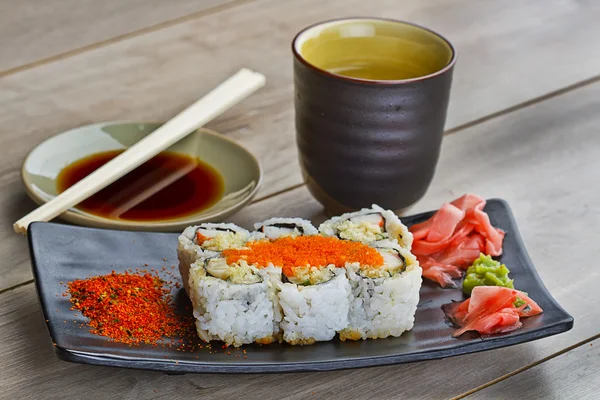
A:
299;20;452;81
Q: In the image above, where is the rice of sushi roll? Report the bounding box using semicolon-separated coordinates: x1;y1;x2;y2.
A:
187;255;282;347
254;217;318;239
319;204;413;250
278;266;350;345
177;223;260;294
340;240;422;341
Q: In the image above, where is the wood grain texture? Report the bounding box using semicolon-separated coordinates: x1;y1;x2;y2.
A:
1;72;600;400
0;0;241;73
464;339;600;400
2;0;600;289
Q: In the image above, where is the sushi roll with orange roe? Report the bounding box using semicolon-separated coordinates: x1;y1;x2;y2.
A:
178;223;281;347
223;235;379;345
177;214;422;347
341;240;422;341
186;255;282;347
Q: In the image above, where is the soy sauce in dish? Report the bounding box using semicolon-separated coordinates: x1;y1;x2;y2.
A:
56;150;224;221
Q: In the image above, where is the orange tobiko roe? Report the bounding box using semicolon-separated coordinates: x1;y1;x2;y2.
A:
222;236;384;277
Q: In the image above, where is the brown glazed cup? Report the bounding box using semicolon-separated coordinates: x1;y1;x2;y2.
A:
293;18;456;214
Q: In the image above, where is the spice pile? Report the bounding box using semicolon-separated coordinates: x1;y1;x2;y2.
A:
67;271;192;345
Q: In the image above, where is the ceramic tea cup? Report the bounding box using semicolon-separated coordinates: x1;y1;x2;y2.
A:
293;18;456;214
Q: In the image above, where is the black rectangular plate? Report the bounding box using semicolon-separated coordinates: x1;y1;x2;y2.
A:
27;199;573;373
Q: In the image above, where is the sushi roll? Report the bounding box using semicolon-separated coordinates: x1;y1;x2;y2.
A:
222;234;356;345
340;240;422;341
278;266;350;345
176;211;420;347
319;204;413;250
254;217;318;239
187;255;282;347
177;223;260;294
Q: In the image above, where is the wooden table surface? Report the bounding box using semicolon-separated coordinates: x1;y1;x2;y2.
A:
1;1;599;398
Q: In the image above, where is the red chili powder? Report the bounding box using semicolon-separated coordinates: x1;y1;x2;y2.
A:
222;236;384;276
67;271;188;345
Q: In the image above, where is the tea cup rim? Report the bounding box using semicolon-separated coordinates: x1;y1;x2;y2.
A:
291;17;457;85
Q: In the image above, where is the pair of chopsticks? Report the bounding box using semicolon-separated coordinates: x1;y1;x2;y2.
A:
13;68;266;234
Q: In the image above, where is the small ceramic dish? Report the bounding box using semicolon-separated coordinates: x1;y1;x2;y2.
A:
21;122;262;231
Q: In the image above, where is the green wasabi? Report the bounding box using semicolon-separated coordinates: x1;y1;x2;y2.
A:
462;254;514;295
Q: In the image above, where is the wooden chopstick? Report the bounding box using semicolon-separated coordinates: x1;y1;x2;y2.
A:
14;68;266;234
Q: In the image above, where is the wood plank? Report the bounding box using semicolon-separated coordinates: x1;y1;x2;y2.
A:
0;0;242;73
464;339;600;400
1;0;600;291
1;70;600;399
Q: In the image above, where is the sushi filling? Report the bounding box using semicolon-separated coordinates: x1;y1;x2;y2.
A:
284;265;336;285
334;213;387;243
319;206;414;250
195;227;251;251
203;257;262;284
358;248;406;279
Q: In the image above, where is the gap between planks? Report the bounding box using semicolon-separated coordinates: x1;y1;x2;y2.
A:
451;333;600;400
444;73;600;135
0;0;258;79
0;279;34;296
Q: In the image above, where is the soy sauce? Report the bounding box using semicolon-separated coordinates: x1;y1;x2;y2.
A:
57;150;224;221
